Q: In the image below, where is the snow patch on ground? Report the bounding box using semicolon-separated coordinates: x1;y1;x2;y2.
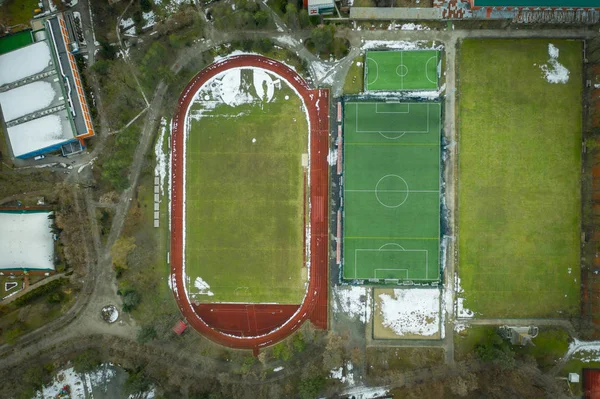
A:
455;275;474;318
155;118;169;196
331;286;370;323
364;84;445;99
142;11;156;30
120;17;134;28
330;366;343;380
540;43;569;84
311;60;330;82
361;40;443;51
378;288;440;337
398;23;431;30
35;365;117;399
329;362;355;385
194;277;214;296
217;69;252;107
567;339;600;363
338;385;389;398
154;0;187;13
120;17;136;36
252;69;275;102
275;35;298;48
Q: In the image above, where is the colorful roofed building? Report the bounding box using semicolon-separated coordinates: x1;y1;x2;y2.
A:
0;13;94;160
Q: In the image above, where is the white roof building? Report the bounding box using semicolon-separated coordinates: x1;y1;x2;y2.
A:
0;210;55;274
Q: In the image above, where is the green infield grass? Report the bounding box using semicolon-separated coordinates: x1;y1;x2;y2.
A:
365;50;439;91
343;102;441;282
458;39;582;318
185;68;308;304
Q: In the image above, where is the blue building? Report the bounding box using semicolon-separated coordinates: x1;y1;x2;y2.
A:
0;14;94;160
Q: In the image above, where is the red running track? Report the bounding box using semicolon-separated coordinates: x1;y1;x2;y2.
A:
170;55;329;351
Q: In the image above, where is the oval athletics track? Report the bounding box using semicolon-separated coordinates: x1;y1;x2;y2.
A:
170;55;329;352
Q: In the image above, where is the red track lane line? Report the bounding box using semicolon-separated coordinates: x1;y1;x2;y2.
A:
171;55;329;350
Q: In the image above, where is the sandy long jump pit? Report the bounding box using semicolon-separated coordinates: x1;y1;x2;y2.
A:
170;55;329;350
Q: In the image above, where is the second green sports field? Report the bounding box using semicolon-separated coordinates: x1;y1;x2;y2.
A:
458;39;582;318
343;102;441;282
365;50;439;91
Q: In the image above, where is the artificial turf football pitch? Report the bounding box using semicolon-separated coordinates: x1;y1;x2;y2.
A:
343;102;441;282
365;50;440;91
184;69;308;304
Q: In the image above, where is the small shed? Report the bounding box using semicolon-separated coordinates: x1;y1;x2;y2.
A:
172;320;187;336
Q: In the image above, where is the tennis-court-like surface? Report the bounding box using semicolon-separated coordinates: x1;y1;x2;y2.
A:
365;50;439;91
343;102;441;282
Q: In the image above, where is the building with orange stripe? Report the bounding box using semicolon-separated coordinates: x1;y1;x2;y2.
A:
0;13;94;160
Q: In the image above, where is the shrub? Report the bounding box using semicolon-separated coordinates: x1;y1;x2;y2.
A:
272;342;292;361
14;278;68;307
119;289;141;312
137;326;158;343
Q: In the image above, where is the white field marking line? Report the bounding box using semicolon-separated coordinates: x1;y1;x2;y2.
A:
425;56;438;85
375;174;409;208
354;248;428;280
345;189;439;193
366;57;379;88
355;103;431;134
375;103;410;114
379;243;406;250
396;64;409;79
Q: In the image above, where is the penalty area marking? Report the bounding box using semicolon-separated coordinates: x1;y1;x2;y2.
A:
375;103;410;114
353;248;429;280
366;57;379;88
425;56;438;85
354;103;432;139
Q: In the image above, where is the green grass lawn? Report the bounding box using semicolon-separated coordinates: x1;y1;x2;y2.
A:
458;39;582;318
515;327;571;371
185;69;308;304
116;119;181;341
343;56;364;94
1;0;38;27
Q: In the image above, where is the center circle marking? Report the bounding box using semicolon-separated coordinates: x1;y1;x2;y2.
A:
396;64;409;77
375;175;409;208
